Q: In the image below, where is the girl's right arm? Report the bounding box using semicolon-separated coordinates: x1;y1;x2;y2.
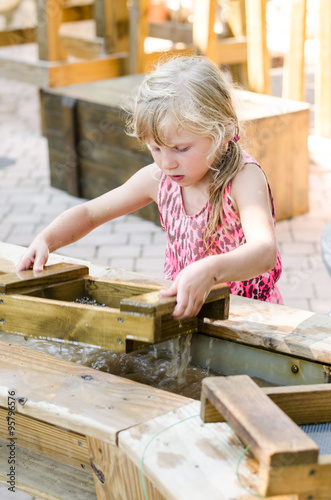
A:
16;164;160;272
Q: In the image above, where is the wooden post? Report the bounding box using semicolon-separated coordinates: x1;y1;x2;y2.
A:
192;0;217;61
37;0;67;61
62;96;81;197
282;0;307;101
94;0;129;53
129;0;149;74
227;0;248;87
316;0;331;137
245;0;270;94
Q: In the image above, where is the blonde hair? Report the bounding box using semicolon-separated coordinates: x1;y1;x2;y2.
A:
127;56;245;252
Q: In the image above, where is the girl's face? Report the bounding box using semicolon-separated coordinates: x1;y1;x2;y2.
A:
146;127;216;190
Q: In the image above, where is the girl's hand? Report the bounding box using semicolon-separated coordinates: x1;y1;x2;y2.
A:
16;236;50;272
160;259;216;320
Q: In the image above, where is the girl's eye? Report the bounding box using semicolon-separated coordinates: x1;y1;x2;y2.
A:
175;147;189;153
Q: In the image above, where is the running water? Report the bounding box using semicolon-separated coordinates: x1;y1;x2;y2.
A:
0;331;221;399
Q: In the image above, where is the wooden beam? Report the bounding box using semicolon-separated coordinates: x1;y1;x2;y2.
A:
120;284;229;321
62;96;81;196
37;0;67;61
282;0;307;101
0;263;88;293
192;0;217;60
0;28;35;47
200;376;319;471
0;438;95;500
201;380;331;424
86;437;165;499
129;0;149;74
214;36;247;65
245;0;270;94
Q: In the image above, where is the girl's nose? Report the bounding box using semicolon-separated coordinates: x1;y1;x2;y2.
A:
162;151;177;170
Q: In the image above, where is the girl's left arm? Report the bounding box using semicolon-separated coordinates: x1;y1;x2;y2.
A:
161;164;278;319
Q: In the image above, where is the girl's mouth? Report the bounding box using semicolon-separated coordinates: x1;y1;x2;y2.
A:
169;175;184;182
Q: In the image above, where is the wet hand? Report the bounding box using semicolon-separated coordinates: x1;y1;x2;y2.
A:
160;260;216;320
15;237;49;272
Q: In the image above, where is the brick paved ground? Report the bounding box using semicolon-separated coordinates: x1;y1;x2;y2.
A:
1;53;331;500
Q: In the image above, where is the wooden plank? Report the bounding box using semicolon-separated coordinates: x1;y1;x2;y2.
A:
24;276;160;307
192;0;217;60
86;437;165;500
37;0;67;61
0;340;189;445
62;96;81;196
282;0;307;101
262;385;331;425
0;263;88;293
262;458;331;497
129;0;149;74
0;293;153;351
214;36;247;65
120;284;229;321
119;401;271;500
48;56;125;87
245;0;270;94
316;0;331;137
60;21;105;60
200;293;331;365
148;20;192;44
0;28;35;47
62;0;93;23
0;439;96;500
0;47;126;88
0;406;92;472
201;382;331;425
200;376;319;469
0;290;197;349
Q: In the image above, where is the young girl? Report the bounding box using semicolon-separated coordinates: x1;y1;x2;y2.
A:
16;56;283;319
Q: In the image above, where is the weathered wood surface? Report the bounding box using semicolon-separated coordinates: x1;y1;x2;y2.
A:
0;262;88;293
201;293;331;366
119;400;298;500
0;44;126;88
120;283;229;320
0;340;189;445
202;381;331;425
200;376;319;467
0;439;96;500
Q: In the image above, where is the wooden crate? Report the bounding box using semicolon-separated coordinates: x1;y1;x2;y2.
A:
42;74;310;223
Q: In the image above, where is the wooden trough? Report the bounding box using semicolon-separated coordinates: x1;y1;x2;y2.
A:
0;261;229;352
1;242;331;499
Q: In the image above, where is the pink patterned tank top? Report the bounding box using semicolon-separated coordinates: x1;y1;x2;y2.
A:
157;152;283;304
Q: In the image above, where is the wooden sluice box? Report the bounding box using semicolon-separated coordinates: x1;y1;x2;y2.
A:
0;262;229;352
1;244;331;499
